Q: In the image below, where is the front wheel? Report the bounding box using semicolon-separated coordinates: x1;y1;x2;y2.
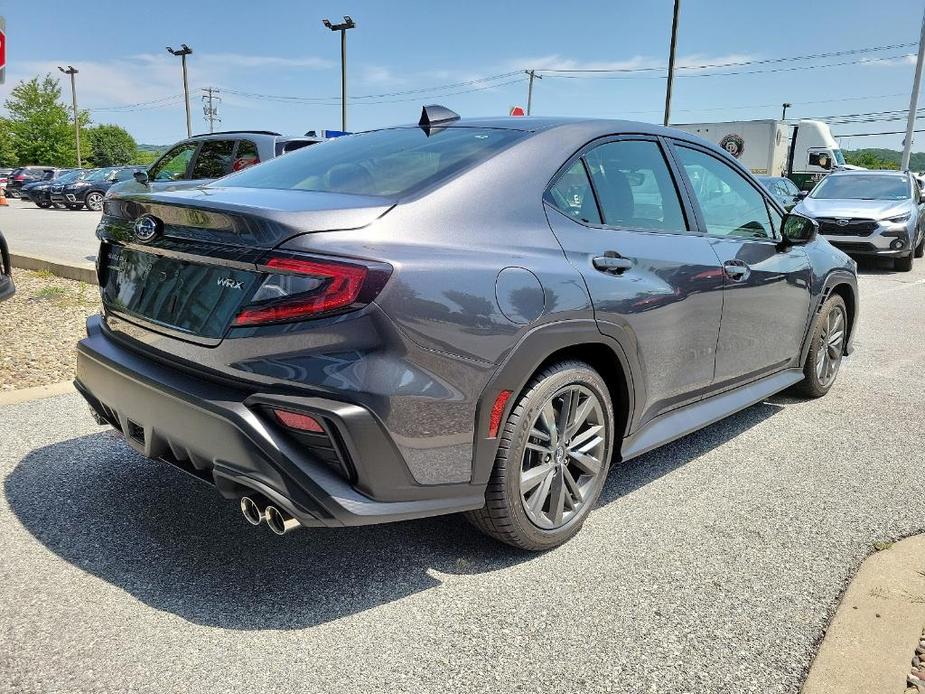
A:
465;361;614;551
914;233;924;259
35;201;51;209
85;192;104;212
795;294;847;398
895;253;914;272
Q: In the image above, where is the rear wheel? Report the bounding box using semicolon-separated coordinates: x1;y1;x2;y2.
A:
65;203;83;210
795;294;847;398
465;360;614;551
85;192;104;212
35;201;51;209
895;253;914;272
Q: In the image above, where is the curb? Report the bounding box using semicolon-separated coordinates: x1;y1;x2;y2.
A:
10;253;97;285
802;535;925;694
0;381;76;406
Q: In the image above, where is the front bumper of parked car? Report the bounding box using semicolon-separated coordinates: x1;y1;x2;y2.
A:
74;315;485;529
819;216;918;257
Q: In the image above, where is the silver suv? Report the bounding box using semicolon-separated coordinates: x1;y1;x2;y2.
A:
108;130;323;197
794;170;925;271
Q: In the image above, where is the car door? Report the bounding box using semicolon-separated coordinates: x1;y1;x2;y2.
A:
544;136;725;428
669;141;813;389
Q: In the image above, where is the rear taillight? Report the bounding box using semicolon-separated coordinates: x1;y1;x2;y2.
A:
232;254;390;327
13;174;25;181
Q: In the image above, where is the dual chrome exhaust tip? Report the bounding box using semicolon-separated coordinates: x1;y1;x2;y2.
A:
239;496;300;535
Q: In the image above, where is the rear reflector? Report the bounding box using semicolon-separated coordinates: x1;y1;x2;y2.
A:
488;390;513;438
232;255;387;327
273;409;325;433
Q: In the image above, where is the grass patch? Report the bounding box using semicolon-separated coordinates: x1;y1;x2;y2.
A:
35;286;68;301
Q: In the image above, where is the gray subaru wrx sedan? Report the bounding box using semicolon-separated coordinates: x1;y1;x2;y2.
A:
75;108;858;550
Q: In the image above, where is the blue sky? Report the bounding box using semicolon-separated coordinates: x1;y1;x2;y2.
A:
0;0;923;150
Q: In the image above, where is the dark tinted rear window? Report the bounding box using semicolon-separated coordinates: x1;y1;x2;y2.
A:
218;127;525;198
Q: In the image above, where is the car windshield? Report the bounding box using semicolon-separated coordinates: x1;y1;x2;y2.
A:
810;174;910;200
217;126;526;198
85;167;117;182
56;170;85;184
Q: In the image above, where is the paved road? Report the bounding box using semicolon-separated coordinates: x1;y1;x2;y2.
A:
2;261;924;693
0;198;100;268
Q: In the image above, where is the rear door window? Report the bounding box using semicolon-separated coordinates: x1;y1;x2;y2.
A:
583;139;687;232
150;142;198;181
545;160;600;224
191;139;236;179
232;140;260;172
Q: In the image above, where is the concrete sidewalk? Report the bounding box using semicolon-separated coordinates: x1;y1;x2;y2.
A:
803;535;925;694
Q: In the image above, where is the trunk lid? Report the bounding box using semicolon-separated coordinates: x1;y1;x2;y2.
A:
98;187;394;344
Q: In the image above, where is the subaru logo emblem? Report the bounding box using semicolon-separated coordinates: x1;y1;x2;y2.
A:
835;218;850;226
133;215;161;242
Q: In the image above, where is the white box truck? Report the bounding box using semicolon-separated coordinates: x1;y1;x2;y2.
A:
673;119;850;189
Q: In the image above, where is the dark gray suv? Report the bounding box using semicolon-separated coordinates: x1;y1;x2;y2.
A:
75;110;858;550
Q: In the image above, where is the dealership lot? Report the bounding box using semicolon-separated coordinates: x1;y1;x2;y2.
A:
0;198;100;269
0;261;923;693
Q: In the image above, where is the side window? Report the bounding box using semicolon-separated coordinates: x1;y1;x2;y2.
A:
545;160;601;224
675;146;774;240
583;140;686;232
784;178;800;196
233;140;261;172
191;139;236;179
150;143;198;181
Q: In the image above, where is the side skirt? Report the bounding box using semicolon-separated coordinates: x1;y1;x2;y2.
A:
619;368;804;462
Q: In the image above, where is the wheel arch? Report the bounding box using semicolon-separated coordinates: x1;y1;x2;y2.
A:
470;320;636;485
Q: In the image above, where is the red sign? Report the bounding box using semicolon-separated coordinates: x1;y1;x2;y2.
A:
509;105;525;117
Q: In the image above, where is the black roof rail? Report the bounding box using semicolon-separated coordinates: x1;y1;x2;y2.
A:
190;130;282;138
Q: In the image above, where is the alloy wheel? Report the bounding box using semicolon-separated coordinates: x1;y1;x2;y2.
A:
816;306;846;387
86;192;103;211
520;385;606;530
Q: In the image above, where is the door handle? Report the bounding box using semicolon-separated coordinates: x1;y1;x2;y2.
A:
592;254;633;274
723;261;750;281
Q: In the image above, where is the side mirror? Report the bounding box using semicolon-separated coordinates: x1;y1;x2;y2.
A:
781;213;818;245
796;190;809;200
133;170;149;185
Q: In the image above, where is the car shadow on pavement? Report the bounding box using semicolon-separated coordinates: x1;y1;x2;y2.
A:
5;402;782;631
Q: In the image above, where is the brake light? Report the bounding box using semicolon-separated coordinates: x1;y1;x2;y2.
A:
13;174;25;181
232;255;389;327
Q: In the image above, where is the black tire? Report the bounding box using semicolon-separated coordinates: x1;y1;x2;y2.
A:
795;294;847;399
895;253;914;272
465;360;615;551
65;203;83;210
85;191;104;212
35;201;51;209
914;233;924;259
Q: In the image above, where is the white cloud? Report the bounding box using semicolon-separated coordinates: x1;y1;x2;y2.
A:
507;52;758;75
859;54;917;68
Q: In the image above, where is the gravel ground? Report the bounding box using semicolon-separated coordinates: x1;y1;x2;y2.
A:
1;260;924;693
0;271;99;391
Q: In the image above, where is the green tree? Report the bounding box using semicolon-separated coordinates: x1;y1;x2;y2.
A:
4;74;89;166
86;124;137;166
0;118;18;167
132;149;161;166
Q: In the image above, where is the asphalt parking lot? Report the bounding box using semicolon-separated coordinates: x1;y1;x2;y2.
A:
0;198;100;269
1;259;924;694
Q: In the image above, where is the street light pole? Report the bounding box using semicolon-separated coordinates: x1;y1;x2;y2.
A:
901;6;925;171
525;69;542;115
167;44;194;137
663;0;681;127
781;102;792;120
323;16;356;132
58;66;80;166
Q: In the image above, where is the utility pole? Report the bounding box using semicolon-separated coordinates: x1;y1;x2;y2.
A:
167;44;193;137
525;69;543;115
663;0;681;126
902;6;925;170
58;66;80;166
781;102;792;120
323;16;356;132
201;87;221;133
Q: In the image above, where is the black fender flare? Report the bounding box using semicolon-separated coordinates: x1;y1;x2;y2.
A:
469;319;638;485
799;269;858;365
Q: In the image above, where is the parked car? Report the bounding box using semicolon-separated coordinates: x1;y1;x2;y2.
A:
108;131;324;197
55;166;145;211
794;170;925;271
756;175;804;211
0;168;12;190
6;166;54;198
0;227;14;301
75;110;858;550
25;169;84;208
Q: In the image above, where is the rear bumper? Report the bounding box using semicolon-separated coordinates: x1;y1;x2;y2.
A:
74;315;485;528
